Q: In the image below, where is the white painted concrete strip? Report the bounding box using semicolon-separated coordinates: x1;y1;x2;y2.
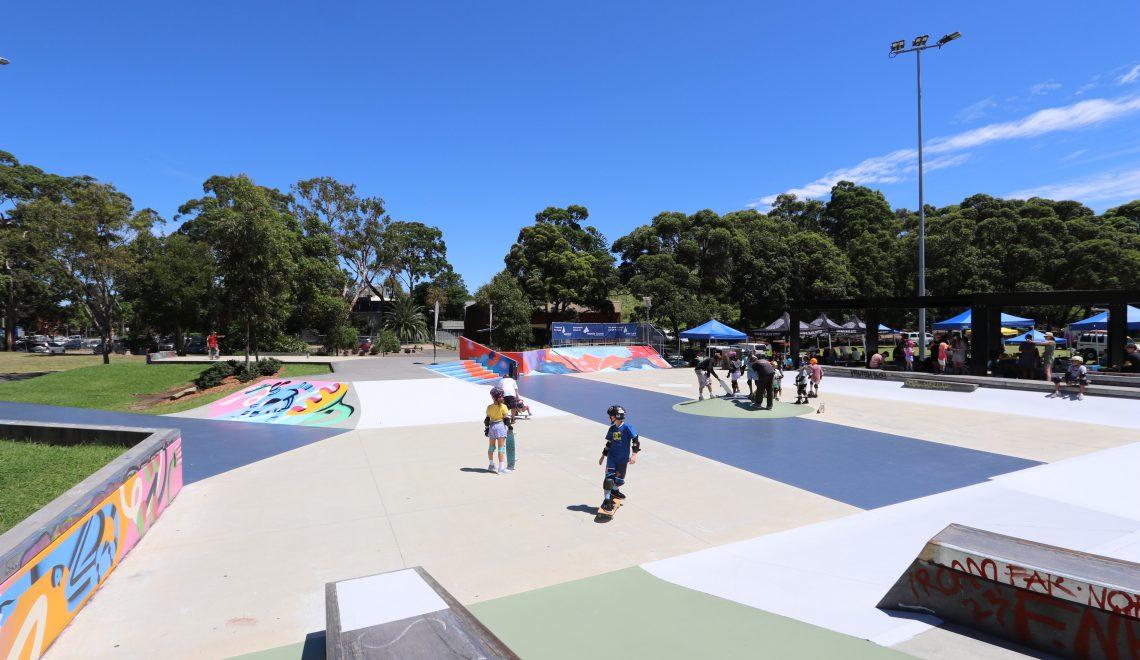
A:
643;460;1140;646
819;376;1140;431
992;441;1140;521
352;378;569;429
335;569;448;633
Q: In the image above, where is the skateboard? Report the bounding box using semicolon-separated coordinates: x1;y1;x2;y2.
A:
594;498;623;523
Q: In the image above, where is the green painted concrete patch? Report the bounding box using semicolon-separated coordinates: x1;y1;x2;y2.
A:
671;396;813;419
470;567;910;659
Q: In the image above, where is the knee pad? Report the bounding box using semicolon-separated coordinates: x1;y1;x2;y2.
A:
488;441;496;452
603;476;615;491
497;445;506;455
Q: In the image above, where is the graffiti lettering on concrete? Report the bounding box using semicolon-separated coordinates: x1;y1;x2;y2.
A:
208;380;354;426
899;554;1139;658
0;439;182;659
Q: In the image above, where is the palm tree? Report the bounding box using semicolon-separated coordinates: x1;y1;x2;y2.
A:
384;297;429;343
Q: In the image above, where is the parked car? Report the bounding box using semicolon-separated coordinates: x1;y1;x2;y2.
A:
1074;332;1107;364
185;336;207;354
158;336;176;351
64;337;85;350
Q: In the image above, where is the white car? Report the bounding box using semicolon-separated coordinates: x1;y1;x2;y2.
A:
1073;332;1107;364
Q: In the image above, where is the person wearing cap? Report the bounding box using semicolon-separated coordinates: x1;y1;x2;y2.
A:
1041;332;1057;382
1051;355;1090;400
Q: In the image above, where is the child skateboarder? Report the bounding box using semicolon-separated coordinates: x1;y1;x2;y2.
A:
596;404;640;522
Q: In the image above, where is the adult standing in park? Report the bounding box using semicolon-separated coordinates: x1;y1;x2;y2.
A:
1041;332;1057;382
1018;337;1039;380
752;352;775;410
207;331;220;360
694;349;730;400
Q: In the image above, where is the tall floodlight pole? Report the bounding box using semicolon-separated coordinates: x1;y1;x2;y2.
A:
890;31;961;360
642;296;652;347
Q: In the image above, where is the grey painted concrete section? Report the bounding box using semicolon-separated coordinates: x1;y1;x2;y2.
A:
0;421;180;584
326;566;517;659
328;353;455;381
879;524;1140;659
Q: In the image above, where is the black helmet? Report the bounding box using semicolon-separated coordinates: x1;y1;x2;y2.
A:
606;404;626;420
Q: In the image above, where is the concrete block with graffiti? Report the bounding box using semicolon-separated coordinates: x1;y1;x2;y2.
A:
0;425;183;660
878;523;1140;659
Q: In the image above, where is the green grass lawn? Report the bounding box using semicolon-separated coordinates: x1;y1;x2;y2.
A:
0;440;126;534
0;352;147;373
0;362;333;413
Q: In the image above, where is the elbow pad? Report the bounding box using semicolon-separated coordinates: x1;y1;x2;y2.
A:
601;442;610;457
632;437;641;453
483;416;490;427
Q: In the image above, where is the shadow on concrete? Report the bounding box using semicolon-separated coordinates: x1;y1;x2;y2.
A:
566;504;599;516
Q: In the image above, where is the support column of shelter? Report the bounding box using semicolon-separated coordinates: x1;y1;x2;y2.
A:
1107;303;1126;369
986;306;1002;371
970;305;989;376
865;308;880;368
789;310;801;367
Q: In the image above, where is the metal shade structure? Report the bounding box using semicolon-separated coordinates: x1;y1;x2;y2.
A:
933;310;1034;330
1068;305;1140;331
679;319;747;341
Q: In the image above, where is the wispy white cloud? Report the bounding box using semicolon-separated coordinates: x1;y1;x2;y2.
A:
953;98;996;124
1120;64;1140;85
755;96;1140;207
902;153;971;174
1062;148;1090;161
1008;167;1140;203
1030;80;1062;95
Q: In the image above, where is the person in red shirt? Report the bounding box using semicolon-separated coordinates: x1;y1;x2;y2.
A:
937;337;949;373
207;331;219;360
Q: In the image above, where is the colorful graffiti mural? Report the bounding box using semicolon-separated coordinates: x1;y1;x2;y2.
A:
458;337;518;378
207;380;354;426
504;345;671;375
0;438;182;660
459;337;670;376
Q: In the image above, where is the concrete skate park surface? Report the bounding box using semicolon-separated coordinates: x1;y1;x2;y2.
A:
3;356;1131;659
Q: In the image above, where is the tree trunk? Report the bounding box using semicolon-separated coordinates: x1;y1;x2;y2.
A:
102;330;110;365
244;317;251;364
175;325;184;356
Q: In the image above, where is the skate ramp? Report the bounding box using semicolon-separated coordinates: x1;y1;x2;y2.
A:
173;379;359;429
878;523;1140;659
351;378;568;429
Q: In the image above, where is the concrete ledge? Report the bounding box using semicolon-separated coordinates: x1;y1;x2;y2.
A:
0;421;183;659
325;566;517;659
902;378;978;393
878;523;1140;659
822;365;1140;399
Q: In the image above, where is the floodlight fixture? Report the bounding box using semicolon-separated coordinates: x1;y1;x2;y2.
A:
890;40;906;53
912;35;929;47
938;31;962;46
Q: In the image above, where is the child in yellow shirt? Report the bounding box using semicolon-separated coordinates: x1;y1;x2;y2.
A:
484;387;513;474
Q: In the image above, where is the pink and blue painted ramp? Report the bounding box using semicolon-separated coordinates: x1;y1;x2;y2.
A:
518;375;1039;509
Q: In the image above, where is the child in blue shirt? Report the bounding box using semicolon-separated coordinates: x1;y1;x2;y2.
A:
597;404;640;518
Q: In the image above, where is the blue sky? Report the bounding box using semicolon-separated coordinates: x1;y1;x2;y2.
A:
5;2;1140;289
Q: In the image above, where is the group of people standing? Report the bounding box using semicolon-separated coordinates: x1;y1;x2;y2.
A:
694;349;822;409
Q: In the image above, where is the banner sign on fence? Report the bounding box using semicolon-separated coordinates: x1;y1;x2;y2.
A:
551;322;640;341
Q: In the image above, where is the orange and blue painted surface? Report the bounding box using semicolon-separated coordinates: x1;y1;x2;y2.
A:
0;438;182;659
